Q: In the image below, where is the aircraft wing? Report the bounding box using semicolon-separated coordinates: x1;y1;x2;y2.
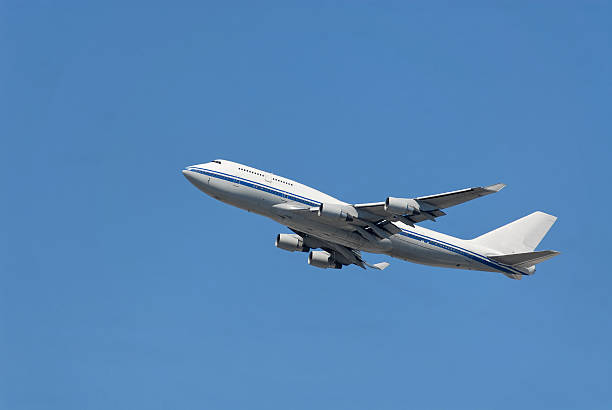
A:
414;183;506;209
354;183;506;225
290;229;389;270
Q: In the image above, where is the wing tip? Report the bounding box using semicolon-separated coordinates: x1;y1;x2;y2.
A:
532;211;558;222
365;261;390;270
372;262;390;270
485;183;506;192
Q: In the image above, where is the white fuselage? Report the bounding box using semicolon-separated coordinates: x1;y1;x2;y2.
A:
182;160;525;277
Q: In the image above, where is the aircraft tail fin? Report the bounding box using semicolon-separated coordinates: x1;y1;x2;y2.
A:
472;211;558;254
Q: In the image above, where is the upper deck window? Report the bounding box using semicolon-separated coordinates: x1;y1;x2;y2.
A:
212;160;221;164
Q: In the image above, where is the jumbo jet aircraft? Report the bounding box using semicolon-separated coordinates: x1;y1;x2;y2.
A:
182;159;559;280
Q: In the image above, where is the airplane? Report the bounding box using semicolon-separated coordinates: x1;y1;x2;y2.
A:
182;159;559;280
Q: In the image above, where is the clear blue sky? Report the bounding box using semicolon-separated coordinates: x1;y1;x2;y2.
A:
1;1;610;409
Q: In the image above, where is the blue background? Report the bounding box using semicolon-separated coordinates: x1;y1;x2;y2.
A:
2;1;610;409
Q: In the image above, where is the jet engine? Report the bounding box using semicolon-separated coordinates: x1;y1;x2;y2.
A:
308;250;342;269
317;203;356;222
275;234;309;252
384;197;420;216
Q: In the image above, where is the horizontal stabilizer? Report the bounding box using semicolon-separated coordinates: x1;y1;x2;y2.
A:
489;250;560;268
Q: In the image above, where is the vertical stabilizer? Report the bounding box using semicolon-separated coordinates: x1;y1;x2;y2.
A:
472;211;557;254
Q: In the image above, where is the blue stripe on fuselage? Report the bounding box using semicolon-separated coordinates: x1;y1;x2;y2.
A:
186;167;525;276
398;229;526;276
185;167;321;207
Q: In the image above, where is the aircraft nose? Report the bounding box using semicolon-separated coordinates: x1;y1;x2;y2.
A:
182;167;199;185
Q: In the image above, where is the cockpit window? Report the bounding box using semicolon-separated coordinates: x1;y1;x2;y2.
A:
212;160;221;164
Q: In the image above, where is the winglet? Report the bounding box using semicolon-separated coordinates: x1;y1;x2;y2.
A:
366;262;390;270
485;183;506;192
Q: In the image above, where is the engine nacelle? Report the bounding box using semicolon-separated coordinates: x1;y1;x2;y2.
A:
308;250;342;269
317;203;355;222
276;234;309;252
384;197;420;216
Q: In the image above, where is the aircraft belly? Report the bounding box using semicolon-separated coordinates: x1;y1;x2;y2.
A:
390;234;473;269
